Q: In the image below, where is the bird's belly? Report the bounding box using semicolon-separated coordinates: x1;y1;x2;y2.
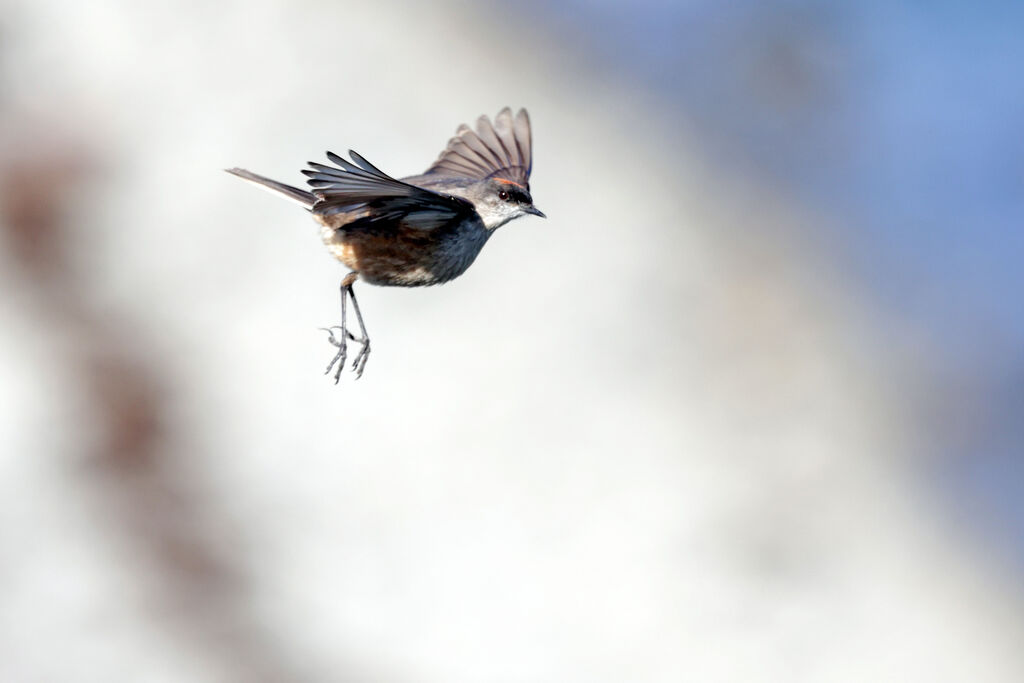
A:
322;226;486;288
356;248;476;287
364;265;446;287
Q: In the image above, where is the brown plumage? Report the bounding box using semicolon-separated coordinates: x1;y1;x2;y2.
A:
226;107;544;381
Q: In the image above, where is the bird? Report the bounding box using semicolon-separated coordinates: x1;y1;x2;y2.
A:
226;107;544;382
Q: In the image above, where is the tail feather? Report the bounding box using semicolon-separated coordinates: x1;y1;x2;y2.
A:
225;167;316;208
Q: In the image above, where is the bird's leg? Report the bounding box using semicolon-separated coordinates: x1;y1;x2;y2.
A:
322;278;350;383
322;272;370;382
346;284;371;379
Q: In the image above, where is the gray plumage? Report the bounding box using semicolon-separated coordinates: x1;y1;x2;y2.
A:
225;107;544;380
425;107;533;186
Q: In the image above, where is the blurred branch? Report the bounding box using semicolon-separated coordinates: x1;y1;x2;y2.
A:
0;122;329;683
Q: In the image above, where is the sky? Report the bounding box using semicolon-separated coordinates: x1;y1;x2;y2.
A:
538;0;1024;560
543;0;1024;364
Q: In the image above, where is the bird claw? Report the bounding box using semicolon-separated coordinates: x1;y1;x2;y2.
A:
320;327;370;382
321;326;358;345
351;340;371;379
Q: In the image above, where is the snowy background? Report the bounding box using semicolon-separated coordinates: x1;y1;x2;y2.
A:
2;1;1022;681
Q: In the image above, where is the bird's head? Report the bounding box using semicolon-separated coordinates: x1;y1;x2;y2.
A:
468;178;545;230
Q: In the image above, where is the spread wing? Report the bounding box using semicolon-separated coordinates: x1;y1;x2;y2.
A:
302;150;475;230
424;107;533;187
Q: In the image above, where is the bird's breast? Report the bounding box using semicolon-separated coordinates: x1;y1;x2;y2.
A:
319;219;490;287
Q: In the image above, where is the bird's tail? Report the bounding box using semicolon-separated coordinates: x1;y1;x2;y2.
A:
225;167;316;209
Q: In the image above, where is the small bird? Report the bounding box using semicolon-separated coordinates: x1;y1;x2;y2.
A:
227;107;544;381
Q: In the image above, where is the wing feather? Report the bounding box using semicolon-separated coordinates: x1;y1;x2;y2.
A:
303;151;474;230
492;107;520;170
424;107;534;186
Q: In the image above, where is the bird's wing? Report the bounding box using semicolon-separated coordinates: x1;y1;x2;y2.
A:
303;150;475;230
423;107;532;187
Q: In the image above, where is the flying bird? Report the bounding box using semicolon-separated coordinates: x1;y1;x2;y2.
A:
227;107;544;381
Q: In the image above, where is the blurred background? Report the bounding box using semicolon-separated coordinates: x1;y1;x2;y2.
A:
2;0;1022;681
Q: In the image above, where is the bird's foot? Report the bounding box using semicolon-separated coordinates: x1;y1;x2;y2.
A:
320;327;370;382
350;338;371;379
320;327;348;383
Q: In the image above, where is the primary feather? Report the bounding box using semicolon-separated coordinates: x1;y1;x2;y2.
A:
425;107;533;187
300;150;475;232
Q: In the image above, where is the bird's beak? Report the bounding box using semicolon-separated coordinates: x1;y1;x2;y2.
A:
524;205;546;218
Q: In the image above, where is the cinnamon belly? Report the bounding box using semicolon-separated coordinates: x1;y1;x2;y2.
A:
322;225;444;287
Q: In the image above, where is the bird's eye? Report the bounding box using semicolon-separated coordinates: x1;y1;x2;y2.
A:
498;190;510;201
